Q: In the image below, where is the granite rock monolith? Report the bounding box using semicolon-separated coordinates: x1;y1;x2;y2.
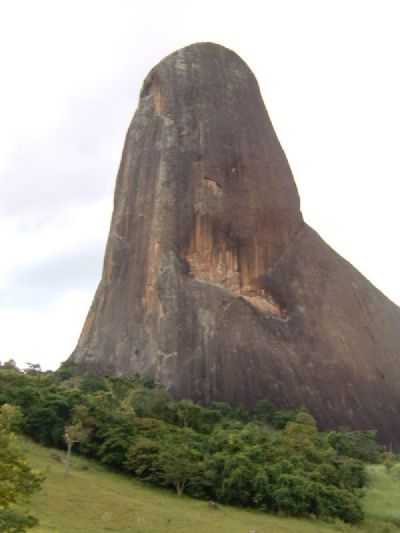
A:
69;43;400;445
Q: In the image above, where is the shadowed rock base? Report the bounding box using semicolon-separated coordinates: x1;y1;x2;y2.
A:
69;43;400;446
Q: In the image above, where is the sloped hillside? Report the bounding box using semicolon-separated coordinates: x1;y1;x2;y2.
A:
20;439;400;533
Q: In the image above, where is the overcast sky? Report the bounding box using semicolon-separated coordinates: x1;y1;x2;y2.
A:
1;1;399;370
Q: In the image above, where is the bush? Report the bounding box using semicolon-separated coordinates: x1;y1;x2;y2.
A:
0;510;38;533
0;405;44;532
327;430;382;463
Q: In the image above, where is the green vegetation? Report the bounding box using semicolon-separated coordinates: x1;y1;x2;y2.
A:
364;464;400;528
12;438;400;533
0;404;44;532
18;438;342;533
0;362;391;530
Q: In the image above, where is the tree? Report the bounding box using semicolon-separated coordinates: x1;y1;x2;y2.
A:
158;430;203;496
382;450;396;471
24;392;74;447
63;406;91;477
125;437;163;483
0;405;44;532
0;404;24;433
173;400;201;428
23;363;41;375
1;359;18;371
327;429;382;463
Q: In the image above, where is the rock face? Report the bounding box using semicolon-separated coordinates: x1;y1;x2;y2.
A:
70;43;400;444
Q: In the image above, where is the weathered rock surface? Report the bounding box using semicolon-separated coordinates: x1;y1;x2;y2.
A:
70;43;400;445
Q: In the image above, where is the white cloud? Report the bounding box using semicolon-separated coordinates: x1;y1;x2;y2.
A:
0;199;111;287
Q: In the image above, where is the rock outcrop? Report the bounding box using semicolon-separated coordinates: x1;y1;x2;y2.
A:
70;43;400;445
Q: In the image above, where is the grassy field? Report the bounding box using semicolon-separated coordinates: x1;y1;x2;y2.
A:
364;465;400;527
18;439;400;533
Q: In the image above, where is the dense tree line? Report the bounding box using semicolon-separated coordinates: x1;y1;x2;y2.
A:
0;362;384;524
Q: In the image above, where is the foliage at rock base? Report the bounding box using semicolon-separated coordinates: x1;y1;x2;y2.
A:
0;363;384;524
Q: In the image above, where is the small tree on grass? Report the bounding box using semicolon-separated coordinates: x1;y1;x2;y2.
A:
159;430;203;496
382;450;396;472
64;406;91;478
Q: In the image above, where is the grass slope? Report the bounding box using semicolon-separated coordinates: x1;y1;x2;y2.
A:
364;465;400;527
20;439;400;533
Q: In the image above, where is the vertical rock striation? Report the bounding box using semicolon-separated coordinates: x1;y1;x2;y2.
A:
70;43;400;445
